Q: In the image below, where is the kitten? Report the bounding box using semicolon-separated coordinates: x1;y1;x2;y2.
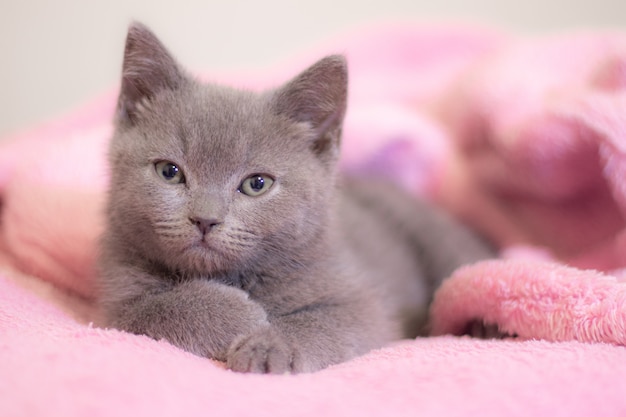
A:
97;22;493;374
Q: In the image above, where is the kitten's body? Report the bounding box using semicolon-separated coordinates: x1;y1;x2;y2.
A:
98;23;493;373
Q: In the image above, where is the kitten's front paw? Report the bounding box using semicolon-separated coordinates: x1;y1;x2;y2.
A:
226;326;296;374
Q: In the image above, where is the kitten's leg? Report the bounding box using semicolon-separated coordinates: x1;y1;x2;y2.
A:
465;320;517;339
99;271;269;361
227;297;389;374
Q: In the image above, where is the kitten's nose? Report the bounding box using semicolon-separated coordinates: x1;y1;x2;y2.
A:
190;217;222;234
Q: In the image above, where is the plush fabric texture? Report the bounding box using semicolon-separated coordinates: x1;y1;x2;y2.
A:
1;23;626;416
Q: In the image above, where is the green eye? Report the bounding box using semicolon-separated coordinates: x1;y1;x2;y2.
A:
155;160;185;184
239;174;274;196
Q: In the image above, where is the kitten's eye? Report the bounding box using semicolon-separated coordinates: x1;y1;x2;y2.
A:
239;174;274;197
155;160;185;184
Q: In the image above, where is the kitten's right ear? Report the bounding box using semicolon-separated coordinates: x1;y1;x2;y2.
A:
116;22;185;125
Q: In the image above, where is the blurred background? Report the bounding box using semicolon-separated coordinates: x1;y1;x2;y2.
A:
2;0;626;137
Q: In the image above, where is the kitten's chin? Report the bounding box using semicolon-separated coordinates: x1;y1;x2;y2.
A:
170;241;241;275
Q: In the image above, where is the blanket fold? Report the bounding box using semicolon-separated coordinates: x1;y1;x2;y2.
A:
436;33;626;268
430;259;626;344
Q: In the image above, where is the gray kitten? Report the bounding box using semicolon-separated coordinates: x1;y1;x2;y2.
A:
97;23;493;374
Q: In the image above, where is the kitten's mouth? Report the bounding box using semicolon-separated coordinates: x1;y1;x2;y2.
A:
188;235;224;256
183;239;223;263
194;237;214;250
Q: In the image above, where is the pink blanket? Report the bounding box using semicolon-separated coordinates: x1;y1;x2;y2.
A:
2;23;626;416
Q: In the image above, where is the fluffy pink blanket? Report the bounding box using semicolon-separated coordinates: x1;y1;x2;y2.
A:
2;24;626;416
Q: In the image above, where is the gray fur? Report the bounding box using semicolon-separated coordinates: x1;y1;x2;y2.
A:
97;22;493;374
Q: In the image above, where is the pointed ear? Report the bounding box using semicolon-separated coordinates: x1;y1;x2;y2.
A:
272;55;348;161
116;22;185;125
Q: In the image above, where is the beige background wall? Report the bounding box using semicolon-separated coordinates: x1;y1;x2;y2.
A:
2;0;626;137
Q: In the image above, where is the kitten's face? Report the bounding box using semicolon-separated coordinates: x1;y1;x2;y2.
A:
107;24;347;276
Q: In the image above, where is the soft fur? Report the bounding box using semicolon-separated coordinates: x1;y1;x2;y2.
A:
97;23;492;373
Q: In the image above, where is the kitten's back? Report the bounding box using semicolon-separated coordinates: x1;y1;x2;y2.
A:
336;177;494;336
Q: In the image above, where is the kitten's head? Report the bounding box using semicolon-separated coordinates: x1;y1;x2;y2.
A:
106;23;347;276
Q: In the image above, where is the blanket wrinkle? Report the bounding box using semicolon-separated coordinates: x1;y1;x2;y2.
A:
2;23;626;416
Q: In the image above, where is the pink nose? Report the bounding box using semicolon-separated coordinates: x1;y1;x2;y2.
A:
189;217;222;234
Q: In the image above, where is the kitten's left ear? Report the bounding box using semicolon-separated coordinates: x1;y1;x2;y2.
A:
272;55;348;162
